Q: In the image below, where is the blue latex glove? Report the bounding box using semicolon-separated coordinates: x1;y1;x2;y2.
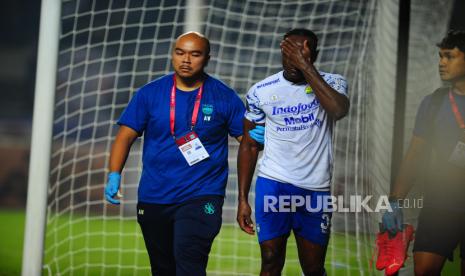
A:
105;172;121;204
249;125;265;144
382;200;403;234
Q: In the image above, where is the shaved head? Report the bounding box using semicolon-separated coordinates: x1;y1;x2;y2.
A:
172;32;211;82
176;32;210;55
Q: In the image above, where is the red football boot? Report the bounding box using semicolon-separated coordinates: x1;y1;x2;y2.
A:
384;224;415;276
375;230;390;270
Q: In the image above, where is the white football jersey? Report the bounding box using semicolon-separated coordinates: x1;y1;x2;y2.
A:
245;70;348;190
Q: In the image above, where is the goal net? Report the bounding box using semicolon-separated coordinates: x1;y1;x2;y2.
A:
37;0;453;275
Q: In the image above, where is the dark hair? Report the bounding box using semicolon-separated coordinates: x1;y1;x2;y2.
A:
437;30;465;53
283;28;318;52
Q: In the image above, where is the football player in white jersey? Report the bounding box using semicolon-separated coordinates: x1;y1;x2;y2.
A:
237;28;349;276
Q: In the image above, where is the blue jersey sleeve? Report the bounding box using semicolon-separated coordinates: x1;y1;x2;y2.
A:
244;86;266;124
117;86;150;135
227;91;246;137
413;95;431;139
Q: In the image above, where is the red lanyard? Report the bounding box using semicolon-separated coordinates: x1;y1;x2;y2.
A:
449;90;465;130
170;75;204;138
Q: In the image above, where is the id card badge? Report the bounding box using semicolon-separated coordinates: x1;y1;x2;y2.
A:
175;131;209;166
448;141;465;168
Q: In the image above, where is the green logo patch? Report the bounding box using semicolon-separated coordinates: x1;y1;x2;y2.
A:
204;202;215;215
202;104;214;115
305;86;313;94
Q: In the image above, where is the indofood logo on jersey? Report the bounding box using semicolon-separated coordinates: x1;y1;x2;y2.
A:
272;99;320;127
272;98;319;116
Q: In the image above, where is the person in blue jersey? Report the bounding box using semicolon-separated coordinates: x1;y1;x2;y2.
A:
104;32;263;276
237;28;349;276
383;30;465;276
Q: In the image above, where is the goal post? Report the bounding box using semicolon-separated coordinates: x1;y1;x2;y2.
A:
22;0;61;275
184;0;204;33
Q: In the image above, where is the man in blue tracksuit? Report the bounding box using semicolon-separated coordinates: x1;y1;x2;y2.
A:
104;32;262;276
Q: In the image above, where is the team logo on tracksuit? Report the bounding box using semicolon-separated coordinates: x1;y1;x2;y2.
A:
202;104;213;121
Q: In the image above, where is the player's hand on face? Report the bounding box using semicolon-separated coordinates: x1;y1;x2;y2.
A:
237;200;255;235
280;38;311;71
105;172;122;204
382;200;403;234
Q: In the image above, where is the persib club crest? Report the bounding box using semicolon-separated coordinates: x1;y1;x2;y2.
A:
305;86;313;94
202;104;213;121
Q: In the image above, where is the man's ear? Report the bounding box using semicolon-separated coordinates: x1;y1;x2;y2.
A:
204;54;211;67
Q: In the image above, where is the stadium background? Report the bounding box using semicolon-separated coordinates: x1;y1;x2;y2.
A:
1;0;464;275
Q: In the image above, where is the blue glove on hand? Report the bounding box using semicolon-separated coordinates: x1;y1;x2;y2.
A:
382;200;403;234
249;125;265;144
105;172;121;204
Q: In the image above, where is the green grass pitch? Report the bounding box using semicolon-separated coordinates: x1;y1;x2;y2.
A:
0;209;461;275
